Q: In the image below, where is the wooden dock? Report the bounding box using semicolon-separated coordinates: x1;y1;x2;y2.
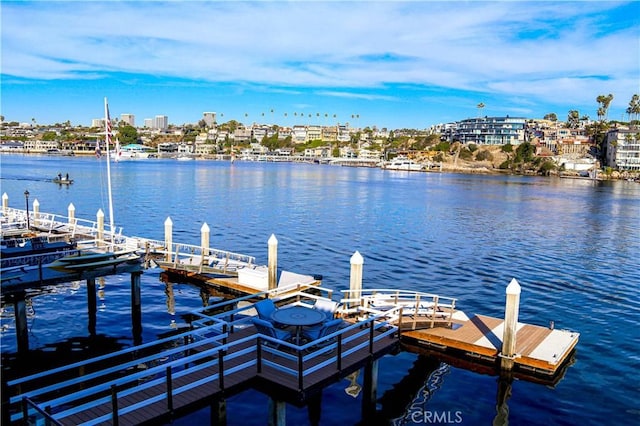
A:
7;289;399;425
2;205;581;424
348;288;579;382
401;314;578;381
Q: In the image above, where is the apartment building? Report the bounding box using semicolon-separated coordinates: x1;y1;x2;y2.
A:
606;128;640;171
120;114;135;127
455;116;526;145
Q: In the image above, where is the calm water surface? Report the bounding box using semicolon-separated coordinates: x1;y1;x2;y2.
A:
1;154;638;425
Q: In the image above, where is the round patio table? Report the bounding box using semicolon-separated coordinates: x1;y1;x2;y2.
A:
271;306;326;344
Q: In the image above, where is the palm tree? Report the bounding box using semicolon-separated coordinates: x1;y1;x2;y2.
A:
626;94;640;126
596;94;614;122
477;103;485;117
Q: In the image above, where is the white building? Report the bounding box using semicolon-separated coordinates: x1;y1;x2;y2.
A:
606;128;640;171
203;112;216;127
120;114;135;127
155;115;168;130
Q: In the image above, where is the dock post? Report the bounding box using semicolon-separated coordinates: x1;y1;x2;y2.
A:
131;271;143;345
97;209;104;247
201;222;210;256
33;199;40;227
210;397;227;426
361;359;379;424
164;217;173;262
349;251;364;310
14;296;29;353
68;203;75;226
267;398;286;426
307;393;322;426
87;278;97;335
501;278;521;371
268;234;278;292
494;373;513;425
2;192;7;215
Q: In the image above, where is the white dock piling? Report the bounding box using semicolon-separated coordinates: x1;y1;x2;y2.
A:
201;223;210;256
33;199;40;226
349;251;364;308
501;278;521;370
164;217;173;262
97;209;104;246
68;203;75;225
268;234;278;291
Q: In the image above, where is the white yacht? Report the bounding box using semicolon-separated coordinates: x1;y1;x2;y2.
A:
382;156;424;171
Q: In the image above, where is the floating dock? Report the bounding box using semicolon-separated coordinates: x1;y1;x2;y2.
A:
401;314;578;381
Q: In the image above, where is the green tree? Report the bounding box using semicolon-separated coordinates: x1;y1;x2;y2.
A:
515;141;535;163
476;150;493;161
477;102;485;117
501;143;513;153
596;94;614;122
567;110;580;129
626;94;640;124
117;125;139;145
538;160;556;176
544;113;558;121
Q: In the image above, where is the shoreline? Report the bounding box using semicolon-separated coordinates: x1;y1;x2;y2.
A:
0;150;637;182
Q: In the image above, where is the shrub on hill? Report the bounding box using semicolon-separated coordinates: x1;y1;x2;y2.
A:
475;150;493;161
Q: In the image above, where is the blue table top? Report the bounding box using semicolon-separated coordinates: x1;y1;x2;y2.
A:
271;305;326;326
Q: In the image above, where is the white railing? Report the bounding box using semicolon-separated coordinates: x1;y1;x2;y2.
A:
2;208;256;268
8;286;398;425
340;288;457;328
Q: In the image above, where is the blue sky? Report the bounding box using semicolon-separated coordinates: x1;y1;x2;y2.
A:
1;1;639;129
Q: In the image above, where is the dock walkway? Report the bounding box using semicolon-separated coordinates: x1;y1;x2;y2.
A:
7;286;399;425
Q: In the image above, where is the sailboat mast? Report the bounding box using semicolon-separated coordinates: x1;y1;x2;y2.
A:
104;97;116;245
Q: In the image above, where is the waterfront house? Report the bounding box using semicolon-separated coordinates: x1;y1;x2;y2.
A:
606;127;640;171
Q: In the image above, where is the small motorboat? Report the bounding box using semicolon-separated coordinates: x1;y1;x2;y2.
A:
53;175;74;184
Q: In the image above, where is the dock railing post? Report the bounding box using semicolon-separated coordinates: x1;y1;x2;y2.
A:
268;234;278;292
501;278;521;371
349;251;364;312
164;217;173;262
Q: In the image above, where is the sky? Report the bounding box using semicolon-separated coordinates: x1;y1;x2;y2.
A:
1;1;639;129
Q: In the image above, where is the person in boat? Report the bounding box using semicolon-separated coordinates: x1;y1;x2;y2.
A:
65;173;69;181
57;173;62;181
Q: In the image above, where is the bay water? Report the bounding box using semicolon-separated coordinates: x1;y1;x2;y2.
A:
1;154;638;425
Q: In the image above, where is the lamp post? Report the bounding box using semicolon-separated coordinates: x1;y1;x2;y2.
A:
24;190;30;230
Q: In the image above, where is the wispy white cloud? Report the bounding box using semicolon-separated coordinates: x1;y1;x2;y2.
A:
1;1;638;125
315;90;398;101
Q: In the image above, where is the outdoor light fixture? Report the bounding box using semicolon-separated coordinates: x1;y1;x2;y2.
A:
24;189;30;230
